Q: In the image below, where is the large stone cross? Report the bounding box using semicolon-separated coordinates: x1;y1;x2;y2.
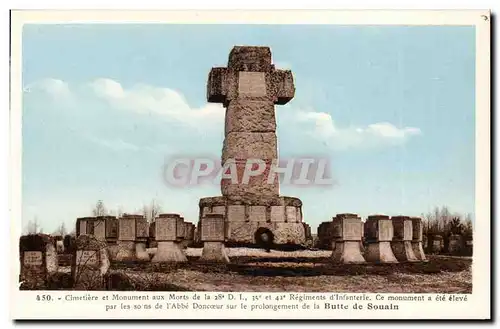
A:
207;46;295;202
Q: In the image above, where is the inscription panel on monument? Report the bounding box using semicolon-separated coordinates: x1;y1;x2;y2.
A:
238;72;267;97
76;250;99;266
23;251;43;266
119;218;135;241
201;217;225;242
343;219;362;241
156;218;177;241
403;220;413;241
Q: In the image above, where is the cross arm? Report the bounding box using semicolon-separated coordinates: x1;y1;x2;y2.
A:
207;67;228;103
273;69;295;105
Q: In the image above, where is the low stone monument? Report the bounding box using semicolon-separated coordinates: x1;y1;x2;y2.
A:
330;214;366;264
19;234;58;289
448;234;462;255
200;214;229;263
151;214;187;263
363;215;398;263
432;234;444;254
390;216;419;262
410;217;426;261
71;235;109;290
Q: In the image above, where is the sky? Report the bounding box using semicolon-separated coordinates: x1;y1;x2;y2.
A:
21;24;476;234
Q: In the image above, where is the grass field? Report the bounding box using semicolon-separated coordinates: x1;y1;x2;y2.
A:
97;248;472;293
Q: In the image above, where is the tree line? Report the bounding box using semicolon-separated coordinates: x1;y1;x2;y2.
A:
23;199;163;235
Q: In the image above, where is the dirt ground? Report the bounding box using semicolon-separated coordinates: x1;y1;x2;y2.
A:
101;248;472;293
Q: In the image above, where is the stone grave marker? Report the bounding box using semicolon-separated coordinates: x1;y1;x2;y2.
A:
391;216;419;262
330;214;365;264
200;214;229;263
364;215;398;263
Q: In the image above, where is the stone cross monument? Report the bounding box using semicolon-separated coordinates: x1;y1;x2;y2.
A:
199;46;306;247
207;46;295;200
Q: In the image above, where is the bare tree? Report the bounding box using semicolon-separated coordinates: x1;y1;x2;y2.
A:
25;216;43;234
92;200;108;217
142;199;161;223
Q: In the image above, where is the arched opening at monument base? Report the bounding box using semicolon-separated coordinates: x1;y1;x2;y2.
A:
254;227;274;252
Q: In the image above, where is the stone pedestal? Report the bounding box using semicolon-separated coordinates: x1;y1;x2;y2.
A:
151;214;187;263
71;235;109;290
76;217;95;237
330;214;366;264
135;242;150;261
390;216;419;262
432;235;444;254
200;214;229;263
364;215;398;263
19;234;58;289
410;217;427;261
